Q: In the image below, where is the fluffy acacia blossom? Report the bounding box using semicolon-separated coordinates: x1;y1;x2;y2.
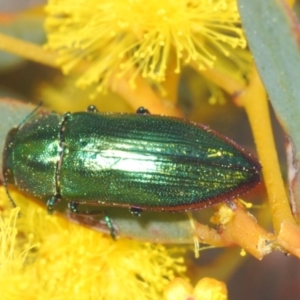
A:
0;190;186;300
45;0;246;94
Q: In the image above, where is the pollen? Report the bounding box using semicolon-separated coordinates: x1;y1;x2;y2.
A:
0;188;187;300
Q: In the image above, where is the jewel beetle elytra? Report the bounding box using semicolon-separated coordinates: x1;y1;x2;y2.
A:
2;105;261;237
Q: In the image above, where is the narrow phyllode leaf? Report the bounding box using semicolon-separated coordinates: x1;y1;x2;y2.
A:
238;0;300;215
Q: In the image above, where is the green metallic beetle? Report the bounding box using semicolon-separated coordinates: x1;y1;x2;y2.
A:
2;106;261;223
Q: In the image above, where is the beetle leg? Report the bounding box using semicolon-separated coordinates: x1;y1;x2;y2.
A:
104;215;116;240
3;180;17;209
68;202;116;239
129;207;143;217
136;107;150;115
69;201;80;213
68;202;112;216
47;195;61;214
68;202;106;215
87;105;99;113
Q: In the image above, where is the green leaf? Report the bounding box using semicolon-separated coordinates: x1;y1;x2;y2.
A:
238;0;300;215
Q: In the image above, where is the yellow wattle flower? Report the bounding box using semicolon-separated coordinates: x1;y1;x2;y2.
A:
163;277;228;300
0;188;186;300
45;0;246;95
193;277;228;300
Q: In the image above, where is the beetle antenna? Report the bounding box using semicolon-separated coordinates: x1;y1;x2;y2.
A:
18;101;43;128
